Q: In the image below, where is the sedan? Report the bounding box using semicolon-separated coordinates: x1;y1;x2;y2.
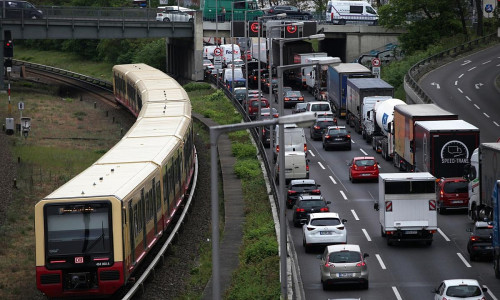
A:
302;212;347;253
322;126;351;150
433;279;487;300
319;244;369;290
274;86;292;103
310;117;337;140
260;107;279;119
348;156;379;182
283;90;305;108
292;195;330;227
156;10;193;22
467;221;493;261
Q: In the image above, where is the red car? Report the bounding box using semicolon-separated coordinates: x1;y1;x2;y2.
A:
348;156;379;182
247;98;269;120
436;177;469;214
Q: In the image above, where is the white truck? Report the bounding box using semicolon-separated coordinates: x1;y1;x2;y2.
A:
360;96;392;142
293;52;327;89
375;172;438;246
465;142;500;222
305;56;341;99
370;98;406;160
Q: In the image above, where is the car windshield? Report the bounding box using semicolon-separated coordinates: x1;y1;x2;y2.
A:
355;159;375;166
328;128;348;136
475;227;493;236
329;251;361;263
286;91;302;97
251;101;268;108
446;285;482;297
291;184;317;192
311;218;341;226
311;104;330;111
296;103;307;109
316;120;335;128
444;181;468;193
299;200;325;208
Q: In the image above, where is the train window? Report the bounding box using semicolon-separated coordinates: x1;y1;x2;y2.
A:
45;202;112;256
156;181;161;212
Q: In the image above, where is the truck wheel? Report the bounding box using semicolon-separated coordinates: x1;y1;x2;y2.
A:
362;130;366;140
381;226;386;237
471;204;478;222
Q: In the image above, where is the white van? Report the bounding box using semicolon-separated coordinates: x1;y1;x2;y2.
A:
305;101;333;117
203;45;217;60
326;1;378;25
273;124;307;163
275;151;309;182
223;67;244;83
220;44;241;66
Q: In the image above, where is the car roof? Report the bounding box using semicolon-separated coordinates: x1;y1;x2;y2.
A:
309;212;339;219
298;195;323;200
316;117;335;122
353;156;375;160
441;279;481;287
290;179;317;185
475;221;493;228
327;125;346;130
326;244;361;253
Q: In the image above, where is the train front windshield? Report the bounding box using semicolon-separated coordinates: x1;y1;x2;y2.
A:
45;202;112;256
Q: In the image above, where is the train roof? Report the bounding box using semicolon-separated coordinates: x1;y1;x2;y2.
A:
44;162;157;200
112;63;158;74
394;104;457;117
124;116;190;138
138;101;191;119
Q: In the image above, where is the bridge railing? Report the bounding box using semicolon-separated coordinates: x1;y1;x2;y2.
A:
38;6;160;20
405;32;499;104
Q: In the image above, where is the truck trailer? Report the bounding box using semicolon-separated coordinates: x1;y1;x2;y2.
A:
414;120;480;179
393;104;458;172
293;52;327;89
371;98;406;161
346;77;394;133
327;63;372;118
492;180;500;278
465;143;500;222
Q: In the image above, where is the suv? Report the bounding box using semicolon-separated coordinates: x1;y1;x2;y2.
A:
292;195;330;227
310;117;337;140
319;244;369;290
302;212;347;252
436;177;469;214
287;179;321;208
466;221;493;261
322;126;351;150
433;279;487;300
267;5;313;20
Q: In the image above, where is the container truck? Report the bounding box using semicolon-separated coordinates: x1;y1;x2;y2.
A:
326;63;372;118
414;120;480;179
393;104;458;171
492;180;500;278
374;172;437;246
465;143;500;222
371;98;406;161
361;96;392;142
346;78;394;133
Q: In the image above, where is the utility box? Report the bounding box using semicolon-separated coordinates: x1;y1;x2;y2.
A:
21;117;31;137
5;118;14;135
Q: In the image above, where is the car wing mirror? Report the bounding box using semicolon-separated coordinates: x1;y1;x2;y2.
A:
363;253;369;258
317;184;321;187
374;202;379;211
342;219;347;223
482;287;488;293
326;201;331;204
300;219;307;225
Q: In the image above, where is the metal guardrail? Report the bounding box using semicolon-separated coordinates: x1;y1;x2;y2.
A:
405;33;499;104
13;59;113;92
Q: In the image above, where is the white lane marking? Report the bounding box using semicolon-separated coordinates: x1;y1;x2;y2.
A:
484;113;490;118
475;83;484;89
392;286;403;300
465;96;472;101
461;60;471;66
459;73;464;78
454;80;458;85
484;285;498;300
468;66;476;71
339;190;347;200
361;228;371;241
329;175;337;184
438;228;450;242
494;121;500;127
360;148;368;155
474;104;480;110
482;60;491;64
375;254;386;269
431;82;440;89
351;139;356;144
308;150;315;157
317;162;325;170
457;88;463;93
497;64;500;67
351;209;359;220
457;252;472;267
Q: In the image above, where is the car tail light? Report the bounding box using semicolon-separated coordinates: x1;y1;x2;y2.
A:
314;125;320;130
288;190;297;195
325;135;331;139
311;189;321;194
320;207;329;212
470;235;479;241
296;208;305;212
276;145;279;153
284;97;290;101
307;227;315;231
337;226;344;230
356;261;366;267
306;164;310;172
347;134;351;138
273;113;279;118
440;189;444;196
353;164;358;170
324;256;333;267
262;128;266;134
299;97;304;101
304;144;307;152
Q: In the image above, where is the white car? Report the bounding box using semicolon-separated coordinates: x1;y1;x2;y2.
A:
156;10;193;22
302;212;347;252
433;279;487;300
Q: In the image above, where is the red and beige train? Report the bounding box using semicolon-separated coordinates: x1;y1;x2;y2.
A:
35;64;196;298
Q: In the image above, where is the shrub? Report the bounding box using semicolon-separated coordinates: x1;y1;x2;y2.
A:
234;159;261;180
242;236;278;264
183;82;211;92
232;143;256;159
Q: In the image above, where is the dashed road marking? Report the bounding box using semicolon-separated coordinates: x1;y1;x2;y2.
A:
484;113;490;118
459;73;464;78
468;66;476;71
457;252;471;267
361;228;371;241
318;162;325;169
392;286;403;300
339;190;347;200
474;104;480;110
438;228;450;241
457;88;463;93
484;285;498;300
351;209;359;220
482;60;491;64
308;150;315;157
454;80;458;85
375;254;386;269
465;96;472;101
329;175;337;184
494;121;500;127
360;148;368;155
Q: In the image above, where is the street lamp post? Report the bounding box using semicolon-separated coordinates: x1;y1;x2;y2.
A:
210;113;316;300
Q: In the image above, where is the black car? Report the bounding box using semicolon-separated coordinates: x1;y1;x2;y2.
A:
267;5;313;20
322;126;351;150
274;86;292;103
292;195;330;227
310;117;337;140
287;179;321;209
467;221;493;261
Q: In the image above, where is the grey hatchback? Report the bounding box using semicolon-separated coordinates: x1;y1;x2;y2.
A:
319;244;369;290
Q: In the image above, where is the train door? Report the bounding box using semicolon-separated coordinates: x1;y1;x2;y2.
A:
128;201;135;263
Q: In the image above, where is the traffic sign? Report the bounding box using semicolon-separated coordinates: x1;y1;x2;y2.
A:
485;4;493;13
372;66;380;78
213;47;222;56
371;58;381;67
214;56;222;69
18;101;24;110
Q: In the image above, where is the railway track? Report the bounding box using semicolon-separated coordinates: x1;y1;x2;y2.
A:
14;60;204;300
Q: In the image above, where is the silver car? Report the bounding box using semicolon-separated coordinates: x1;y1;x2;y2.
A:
156;10;193;22
319;244;369;290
